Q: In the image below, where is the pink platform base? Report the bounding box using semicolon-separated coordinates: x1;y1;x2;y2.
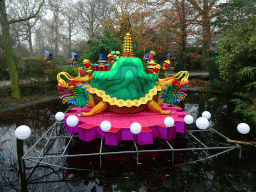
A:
64;104;189;146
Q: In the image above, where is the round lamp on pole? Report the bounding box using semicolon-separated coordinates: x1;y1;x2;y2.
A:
100;120;111;132
202;111;211;120
55;112;65;121
164;117;174;127
237;123;250;134
196;117;209;130
184;115;194;124
130;122;141;134
66;115;79;127
15;125;31;140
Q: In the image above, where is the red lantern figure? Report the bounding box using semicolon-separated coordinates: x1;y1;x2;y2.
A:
153;68;160;74
163;60;170;70
88;72;93;78
83;59;91;69
153;64;161;74
148;69;154;74
107;54;114;63
80;70;86;76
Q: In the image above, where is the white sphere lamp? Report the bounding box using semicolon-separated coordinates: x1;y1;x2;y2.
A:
164;117;175;127
55;112;65;121
15;125;31;140
184;115;194;124
100;120;111;132
130;122;141;134
66;115;79;127
202;111;211;120
237;123;250;134
196;117;209;129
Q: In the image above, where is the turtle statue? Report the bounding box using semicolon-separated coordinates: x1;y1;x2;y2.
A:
57;57;189;117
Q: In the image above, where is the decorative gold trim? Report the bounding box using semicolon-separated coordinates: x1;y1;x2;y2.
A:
87;85;162;107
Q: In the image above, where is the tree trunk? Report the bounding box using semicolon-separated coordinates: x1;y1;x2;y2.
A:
68;19;72;58
27;21;33;57
0;0;21;99
202;13;211;70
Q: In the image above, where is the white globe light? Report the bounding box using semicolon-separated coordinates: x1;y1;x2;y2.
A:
202;111;211;120
66;115;79;127
237;123;250;134
184;115;194;124
15;125;31;140
196;117;209;129
100;120;111;132
130;122;141;134
55;112;65;121
164;117;174;127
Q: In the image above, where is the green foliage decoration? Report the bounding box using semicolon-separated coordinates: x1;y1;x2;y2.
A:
82;28;122;63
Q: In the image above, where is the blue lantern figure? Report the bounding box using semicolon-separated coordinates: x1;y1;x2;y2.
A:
44;50;53;62
99;53;105;60
168;53;172;60
71;52;79;67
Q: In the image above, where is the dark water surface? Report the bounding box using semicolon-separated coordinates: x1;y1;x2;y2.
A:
0;94;255;192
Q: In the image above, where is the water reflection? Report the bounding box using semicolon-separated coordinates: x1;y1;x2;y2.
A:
0;95;255;191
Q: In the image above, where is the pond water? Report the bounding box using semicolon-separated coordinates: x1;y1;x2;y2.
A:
0;93;255;192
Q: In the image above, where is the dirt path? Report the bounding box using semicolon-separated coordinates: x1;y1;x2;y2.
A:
0;78;48;87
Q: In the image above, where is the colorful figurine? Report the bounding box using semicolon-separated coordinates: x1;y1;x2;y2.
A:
83;59;91;69
148;50;155;61
71;52;79;67
99;53;105;60
163;60;170;70
107;54;114;63
168;53;172;60
44;50;53;63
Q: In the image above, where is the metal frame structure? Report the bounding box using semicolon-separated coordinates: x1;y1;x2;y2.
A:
16;105;242;190
21;121;242;178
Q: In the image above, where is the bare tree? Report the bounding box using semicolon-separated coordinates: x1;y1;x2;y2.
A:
75;0;110;40
0;0;44;99
7;0;43;57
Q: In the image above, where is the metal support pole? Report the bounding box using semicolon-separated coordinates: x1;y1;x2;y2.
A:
100;138;103;169
133;141;138;174
62;134;75;156
165;140;174;163
17;138;28;192
239;146;242;159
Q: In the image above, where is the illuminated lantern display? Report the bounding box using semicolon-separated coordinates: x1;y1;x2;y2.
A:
163;60;170;70
98;60;106;71
44;50;53;62
147;59;157;74
78;67;86;76
153;64;161;74
71;52;79;67
83;59;91;69
148;50;155;61
107;54;114;63
43;50;53;78
121;33;135;57
94;63;99;71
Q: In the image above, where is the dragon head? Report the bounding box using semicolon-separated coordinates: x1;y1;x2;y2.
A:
157;71;189;104
57;72;92;107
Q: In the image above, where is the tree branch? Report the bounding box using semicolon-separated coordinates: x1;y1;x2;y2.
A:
186;0;203;15
8;0;44;25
